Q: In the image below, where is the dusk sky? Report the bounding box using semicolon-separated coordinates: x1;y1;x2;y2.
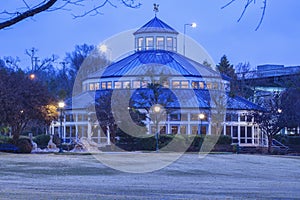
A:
1;0;300;70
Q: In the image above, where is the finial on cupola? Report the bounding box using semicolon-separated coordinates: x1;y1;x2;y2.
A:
153;3;159;16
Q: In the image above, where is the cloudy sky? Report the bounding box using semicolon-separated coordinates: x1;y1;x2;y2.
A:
0;0;299;70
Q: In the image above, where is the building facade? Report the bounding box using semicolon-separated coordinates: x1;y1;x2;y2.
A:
51;16;266;147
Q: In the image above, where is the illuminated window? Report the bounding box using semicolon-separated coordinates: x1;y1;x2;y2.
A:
181;81;189;88
166;37;173;51
156;37;164;50
138;37;144;51
146;37;154;50
172;81;180;88
133;81;141;88
107;82;112;89
192;81;198;89
101;82;106;89
199;82;205;89
123;81;131;89
89;83;95;91
206;82;212;89
114;81;122;89
95;83;100;90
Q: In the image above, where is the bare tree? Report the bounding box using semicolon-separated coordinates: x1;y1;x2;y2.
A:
253;94;283;153
0;0;141;30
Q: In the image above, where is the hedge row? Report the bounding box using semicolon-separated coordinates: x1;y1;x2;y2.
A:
116;132;232;152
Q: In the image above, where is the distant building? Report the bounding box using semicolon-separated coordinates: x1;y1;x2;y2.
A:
51;16;265;148
237;64;300;135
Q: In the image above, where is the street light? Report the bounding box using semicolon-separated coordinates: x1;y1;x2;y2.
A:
183;22;197;56
99;44;112;61
277;108;282;114
153;105;161;152
29;73;35;80
198;113;205;135
58;101;65;153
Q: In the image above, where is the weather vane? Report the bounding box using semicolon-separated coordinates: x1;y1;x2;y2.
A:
153;3;159;16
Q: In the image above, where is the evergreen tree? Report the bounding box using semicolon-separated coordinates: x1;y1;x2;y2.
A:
216;55;236;79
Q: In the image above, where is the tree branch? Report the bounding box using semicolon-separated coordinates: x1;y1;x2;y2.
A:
222;0;268;31
0;0;58;30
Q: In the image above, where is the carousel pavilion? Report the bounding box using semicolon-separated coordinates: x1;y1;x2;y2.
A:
50;16;265;147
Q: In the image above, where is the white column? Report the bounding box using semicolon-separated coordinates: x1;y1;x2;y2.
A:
63;115;66;141
187;113;191;134
107;125;111;145
87;116;92;140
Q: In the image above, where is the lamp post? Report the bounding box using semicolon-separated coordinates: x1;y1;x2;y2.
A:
183;22;197;56
58;101;65;153
198;113;205;135
153;105;161;152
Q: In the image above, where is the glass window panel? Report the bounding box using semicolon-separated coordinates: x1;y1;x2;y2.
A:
107;82;112;89
240;127;245;137
247;127;252;137
101;82;106;89
213;82;218;89
191;125;198;135
181;81;189;88
146;37;154;50
240;115;246;122
192;81;198;89
206;82;212;89
180;125;187;134
123;81;131;89
89;83;95;91
133;81;141;88
160;126;167;134
199;82;205;89
166;37;173;51
191;114;199;121
226;114;231;121
170;114;180;121
226;126;231;136
138;37;144;51
95;83;100;90
172;81;180;88
114;81;122;89
232;126;238;137
171;126;179;134
181;114;188;121
173;38;177;51
156;37;164;50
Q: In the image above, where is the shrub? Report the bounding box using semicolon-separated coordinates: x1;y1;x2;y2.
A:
17;138;33;153
33;134;50;149
0;135;13;144
217;135;232;145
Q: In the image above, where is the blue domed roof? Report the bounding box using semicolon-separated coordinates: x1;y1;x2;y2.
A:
88;50;219;79
134;16;178;35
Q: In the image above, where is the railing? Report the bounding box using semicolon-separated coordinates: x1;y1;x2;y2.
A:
272;138;289;151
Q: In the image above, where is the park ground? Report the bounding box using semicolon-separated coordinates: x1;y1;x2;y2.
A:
0;152;300;199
